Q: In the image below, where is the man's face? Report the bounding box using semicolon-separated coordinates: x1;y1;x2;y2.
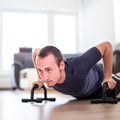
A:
36;54;64;87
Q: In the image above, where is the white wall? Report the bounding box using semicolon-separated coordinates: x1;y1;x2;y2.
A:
0;0;81;12
82;0;115;51
113;0;120;43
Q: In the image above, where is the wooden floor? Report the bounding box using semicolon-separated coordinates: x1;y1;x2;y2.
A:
0;89;120;120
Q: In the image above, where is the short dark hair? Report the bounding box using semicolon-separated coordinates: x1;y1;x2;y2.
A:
38;46;63;67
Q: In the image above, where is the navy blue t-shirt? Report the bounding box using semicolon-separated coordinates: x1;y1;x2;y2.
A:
53;47;104;98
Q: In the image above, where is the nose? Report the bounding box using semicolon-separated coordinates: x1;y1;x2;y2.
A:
41;72;49;82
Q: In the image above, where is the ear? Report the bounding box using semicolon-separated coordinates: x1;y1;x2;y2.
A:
59;60;65;70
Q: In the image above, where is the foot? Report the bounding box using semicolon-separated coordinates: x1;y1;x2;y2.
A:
112;74;120;80
112;74;120;95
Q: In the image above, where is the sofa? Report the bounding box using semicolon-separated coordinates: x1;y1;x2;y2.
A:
11;47;34;90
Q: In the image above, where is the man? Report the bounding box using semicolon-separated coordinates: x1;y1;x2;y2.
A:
32;41;120;99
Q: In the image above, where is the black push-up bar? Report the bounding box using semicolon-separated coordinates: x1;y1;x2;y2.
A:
21;84;56;103
91;82;120;104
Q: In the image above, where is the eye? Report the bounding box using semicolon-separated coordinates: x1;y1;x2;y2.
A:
46;68;52;72
38;69;42;73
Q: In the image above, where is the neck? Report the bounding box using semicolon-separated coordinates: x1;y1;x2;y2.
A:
57;69;66;84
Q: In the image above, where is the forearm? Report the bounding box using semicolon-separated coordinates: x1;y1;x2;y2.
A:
32;48;41;78
102;43;113;79
96;42;116;89
96;42;113;78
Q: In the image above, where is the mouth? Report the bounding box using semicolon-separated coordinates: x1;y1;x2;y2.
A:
46;80;52;85
46;80;54;87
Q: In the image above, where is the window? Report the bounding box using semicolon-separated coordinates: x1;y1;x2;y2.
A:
2;11;48;71
54;14;76;53
2;11;77;71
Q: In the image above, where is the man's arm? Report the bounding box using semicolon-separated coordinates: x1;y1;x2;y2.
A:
96;41;116;89
32;48;43;90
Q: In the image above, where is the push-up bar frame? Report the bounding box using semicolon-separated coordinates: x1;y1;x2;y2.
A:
21;84;56;103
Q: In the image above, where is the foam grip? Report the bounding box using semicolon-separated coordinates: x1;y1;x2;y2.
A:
48;98;56;101
22;98;43;103
21;99;31;102
33;84;39;89
103;82;108;88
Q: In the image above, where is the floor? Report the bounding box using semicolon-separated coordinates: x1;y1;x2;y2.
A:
0;89;120;120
